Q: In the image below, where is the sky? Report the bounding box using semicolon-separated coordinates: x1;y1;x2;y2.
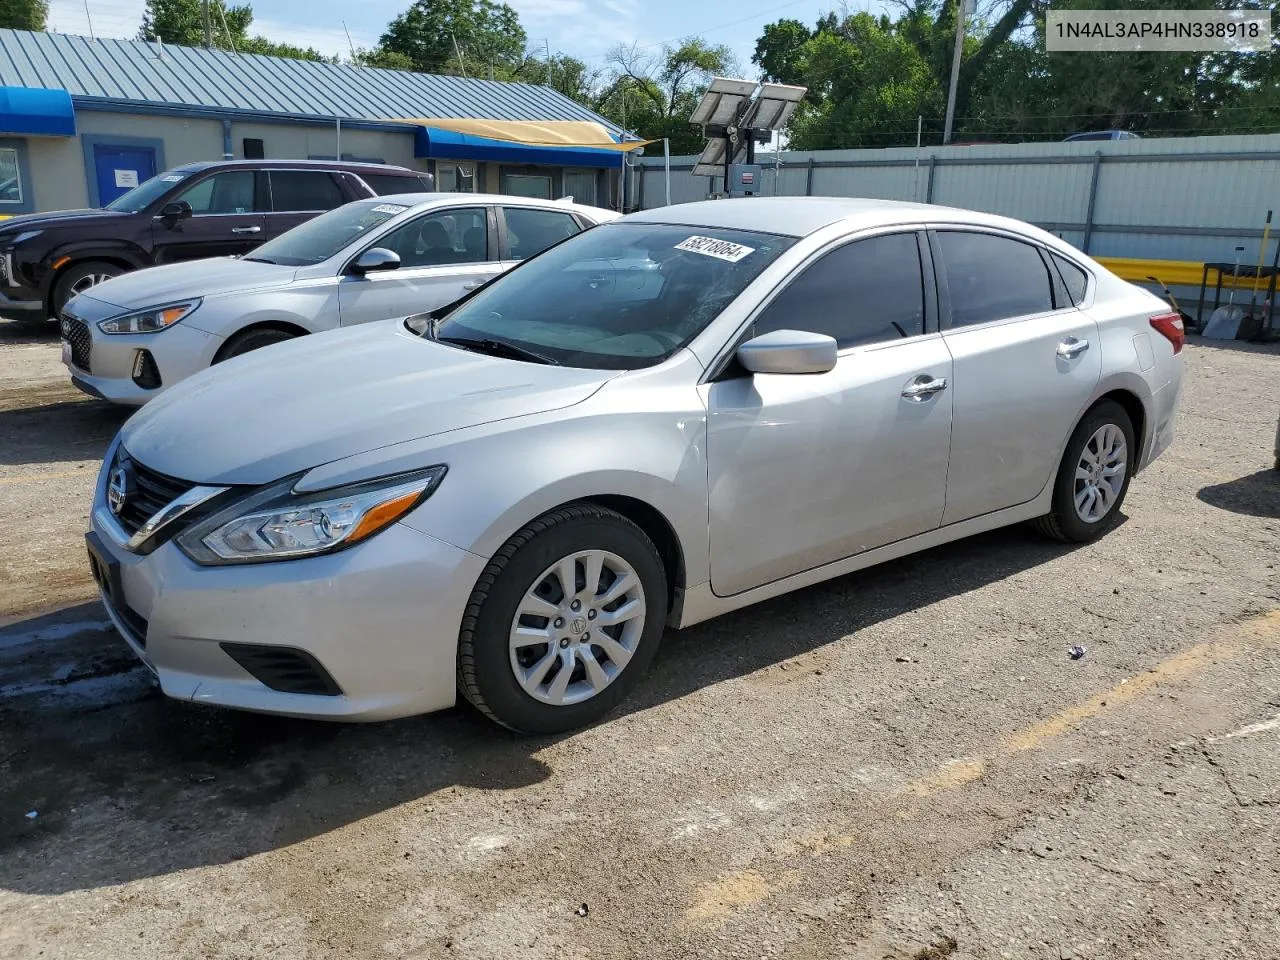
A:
45;0;878;76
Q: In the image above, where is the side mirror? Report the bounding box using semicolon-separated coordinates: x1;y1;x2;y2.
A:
158;200;192;223
737;329;838;375
351;247;401;275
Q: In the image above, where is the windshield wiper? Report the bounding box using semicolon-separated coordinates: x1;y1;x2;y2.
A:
241;256;274;264
436;334;556;365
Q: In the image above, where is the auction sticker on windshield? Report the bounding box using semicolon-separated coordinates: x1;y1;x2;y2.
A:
675;235;756;263
372;204;408;215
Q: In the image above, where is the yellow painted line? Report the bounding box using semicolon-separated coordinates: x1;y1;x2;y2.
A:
0;470;86;485
682;609;1280;926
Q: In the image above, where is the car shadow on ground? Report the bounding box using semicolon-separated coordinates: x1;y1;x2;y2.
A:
1197;469;1280;519
0;396;129;467
0;520;1084;895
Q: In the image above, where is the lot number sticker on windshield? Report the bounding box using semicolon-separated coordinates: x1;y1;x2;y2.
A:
675;235;756;262
372;203;408;215
160;174;185;182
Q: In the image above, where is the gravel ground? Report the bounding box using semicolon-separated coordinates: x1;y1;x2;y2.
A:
1;319;1278;960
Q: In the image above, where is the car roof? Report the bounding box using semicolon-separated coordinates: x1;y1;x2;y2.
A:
169;159;421;175
361;192;619;220
620;196;1027;238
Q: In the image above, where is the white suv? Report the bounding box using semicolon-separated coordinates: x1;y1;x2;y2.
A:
60;193;618;405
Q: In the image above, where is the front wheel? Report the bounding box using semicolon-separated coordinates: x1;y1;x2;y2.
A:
52;261;124;317
1032;400;1136;543
216;327;297;362
457;504;668;734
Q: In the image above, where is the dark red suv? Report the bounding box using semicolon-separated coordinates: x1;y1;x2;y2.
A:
0;159;434;326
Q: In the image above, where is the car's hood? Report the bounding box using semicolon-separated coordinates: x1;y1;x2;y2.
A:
0;208;125;234
80;258;299;310
120;320;615;485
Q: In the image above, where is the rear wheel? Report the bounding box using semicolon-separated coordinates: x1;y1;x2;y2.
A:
216;327;297;362
457;504;667;734
52;260;124;318
1032;400;1135;543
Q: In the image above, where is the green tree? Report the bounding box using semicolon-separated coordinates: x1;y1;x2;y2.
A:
0;0;48;30
139;0;329;61
600;38;737;152
375;0;526;76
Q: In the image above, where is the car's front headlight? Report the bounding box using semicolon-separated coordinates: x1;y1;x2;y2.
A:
176;466;447;565
98;299;201;335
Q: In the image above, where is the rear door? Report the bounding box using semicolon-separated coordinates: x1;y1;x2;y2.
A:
497;205;584;267
264;170;348;239
150;169;266;263
337;205;500;326
933;228;1101;524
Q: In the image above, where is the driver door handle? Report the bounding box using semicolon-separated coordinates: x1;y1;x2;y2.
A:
902;375;948;401
1056;336;1089;359
231;225;261;235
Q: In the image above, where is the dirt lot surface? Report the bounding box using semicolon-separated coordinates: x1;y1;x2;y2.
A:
1;318;1278;960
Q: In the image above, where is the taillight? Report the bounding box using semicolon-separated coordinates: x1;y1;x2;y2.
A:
1150;312;1184;354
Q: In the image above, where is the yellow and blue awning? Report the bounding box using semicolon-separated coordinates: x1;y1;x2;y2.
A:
401;118;650;169
0;86;75;137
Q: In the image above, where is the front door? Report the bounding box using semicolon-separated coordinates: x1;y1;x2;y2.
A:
932;229;1102;524
93;144;157;206
705;231;954;597
150;169;267;263
338;206;500;326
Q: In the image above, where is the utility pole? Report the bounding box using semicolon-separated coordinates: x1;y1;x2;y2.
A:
202;0;213;49
942;0;972;144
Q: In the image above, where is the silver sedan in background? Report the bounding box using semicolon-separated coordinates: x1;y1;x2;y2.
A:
86;197;1184;733
60;193;618;404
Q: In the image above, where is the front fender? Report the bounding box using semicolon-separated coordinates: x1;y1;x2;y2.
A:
191;286;338;338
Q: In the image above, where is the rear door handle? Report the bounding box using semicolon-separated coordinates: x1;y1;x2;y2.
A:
231;225;262;235
902;375;948;401
1056;336;1089;359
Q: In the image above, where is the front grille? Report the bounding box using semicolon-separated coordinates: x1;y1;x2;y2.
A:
61;314;92;373
114;452;198;537
220;643;343;696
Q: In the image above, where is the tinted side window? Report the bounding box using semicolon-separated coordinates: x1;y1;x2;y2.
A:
378;207;488;267
754;233;926;348
360;173;434;195
175;171;256;214
503;208;581;260
937;231;1054;327
1052;253;1089;305
270;171;345;212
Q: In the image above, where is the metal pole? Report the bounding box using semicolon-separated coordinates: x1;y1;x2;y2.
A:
663;138;671;207
805;157;814;196
913;115;922;200
336;117;342;160
943;0;967;144
202;0;213;48
1082;151;1103;253
926;156;937;203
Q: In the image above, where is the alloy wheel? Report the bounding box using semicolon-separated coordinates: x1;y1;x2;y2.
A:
70;273;115;295
1074;422;1127;523
508;548;646;706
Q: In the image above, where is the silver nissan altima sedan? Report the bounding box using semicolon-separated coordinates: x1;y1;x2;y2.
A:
87;197;1184;733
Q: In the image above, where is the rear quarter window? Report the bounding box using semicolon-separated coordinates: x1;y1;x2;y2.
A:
1052;253;1090;306
360;173;434;195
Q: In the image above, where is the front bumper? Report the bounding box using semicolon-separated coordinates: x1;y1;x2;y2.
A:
89;501;487;721
64;321;225;406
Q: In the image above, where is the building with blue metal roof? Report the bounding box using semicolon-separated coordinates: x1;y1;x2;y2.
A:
0;29;639;214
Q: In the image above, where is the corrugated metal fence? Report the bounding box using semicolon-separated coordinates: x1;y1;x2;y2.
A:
632;134;1280;266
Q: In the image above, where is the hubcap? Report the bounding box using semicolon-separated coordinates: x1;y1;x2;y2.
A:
509;548;646;706
1074;423;1127;523
70;273;114;295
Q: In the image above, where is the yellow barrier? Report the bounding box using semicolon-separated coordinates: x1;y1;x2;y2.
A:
1094;256;1271;292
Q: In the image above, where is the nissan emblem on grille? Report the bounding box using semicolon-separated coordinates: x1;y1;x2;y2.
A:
107;463;132;516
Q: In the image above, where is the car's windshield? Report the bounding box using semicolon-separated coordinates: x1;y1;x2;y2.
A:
104;171;189;213
246;200;413;266
431;222;795;370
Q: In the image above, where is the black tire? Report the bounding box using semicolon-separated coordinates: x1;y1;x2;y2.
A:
216;327;297;362
1032;399;1136;543
457;503;668;735
52;260;124;318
